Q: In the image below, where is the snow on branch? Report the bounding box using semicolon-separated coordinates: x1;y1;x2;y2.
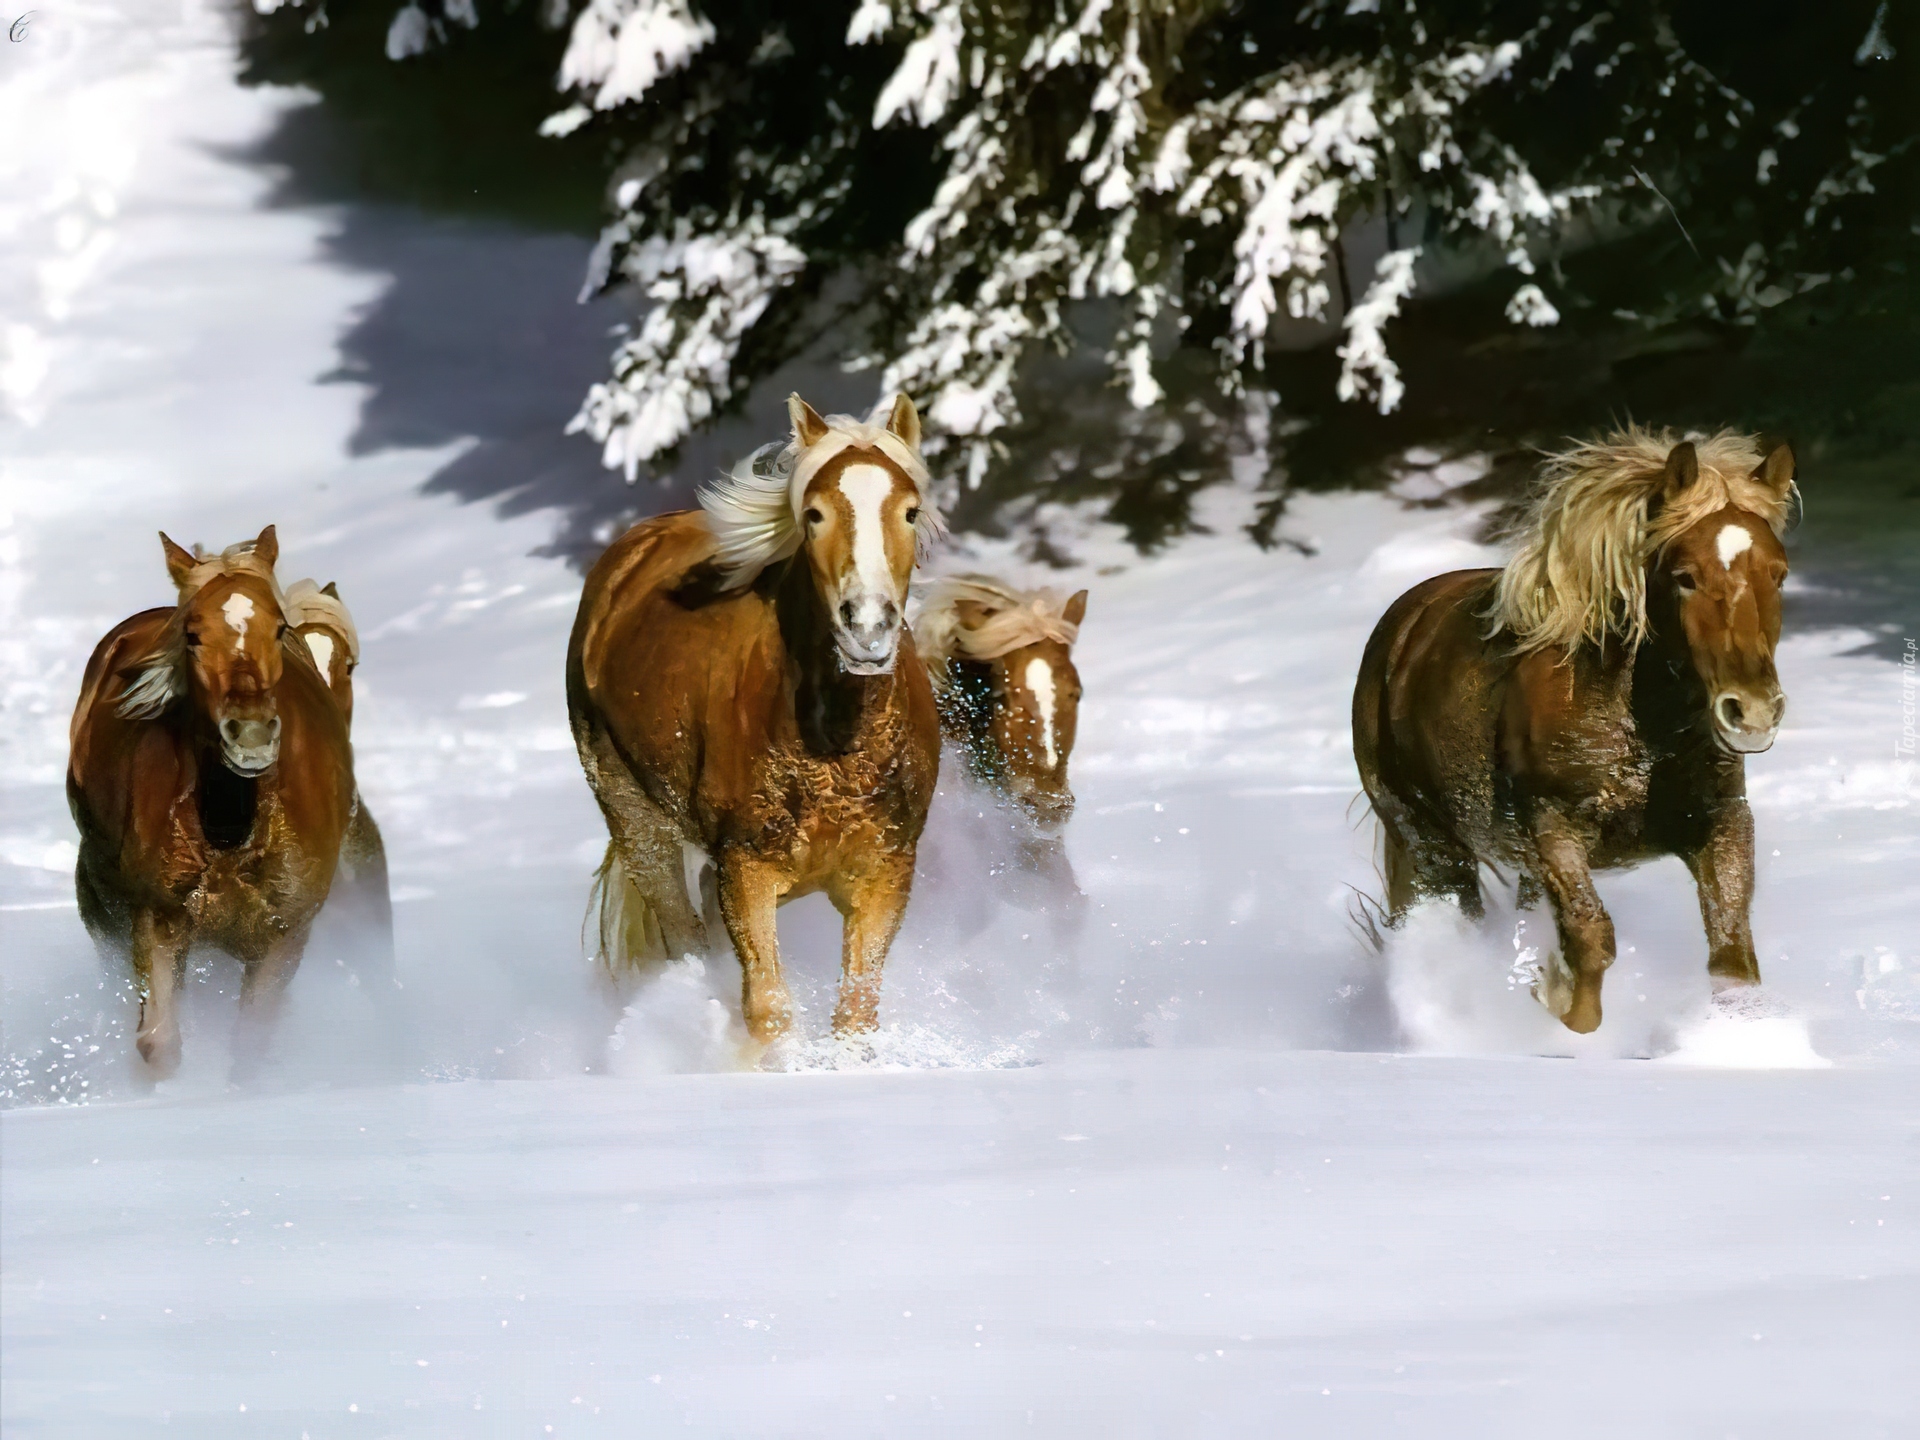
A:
569;214;806;478
559;0;715;111
1336;247;1419;414
552;2;1710;489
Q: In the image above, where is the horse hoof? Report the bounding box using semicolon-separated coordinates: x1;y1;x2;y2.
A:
137;1032;181;1078
1561;994;1603;1034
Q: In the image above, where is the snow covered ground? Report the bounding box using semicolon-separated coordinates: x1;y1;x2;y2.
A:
2;1;1916;1435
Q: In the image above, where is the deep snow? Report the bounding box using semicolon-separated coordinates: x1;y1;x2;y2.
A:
2;0;1916;1434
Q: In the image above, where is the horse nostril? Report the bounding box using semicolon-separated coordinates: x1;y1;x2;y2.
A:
268;716;282;739
880;601;898;626
220;718;241;742
1717;695;1744;729
839;601;856;627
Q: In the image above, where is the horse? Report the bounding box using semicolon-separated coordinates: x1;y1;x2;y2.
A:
567;393;943;1046
1353;428;1797;1034
913;575;1088;828
67;527;356;1075
282;578;395;984
912;575;1089;931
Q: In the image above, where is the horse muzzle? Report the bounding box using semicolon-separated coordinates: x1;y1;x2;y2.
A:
1010;778;1075;832
834;596;901;675
1712;689;1785;754
219;715;281;775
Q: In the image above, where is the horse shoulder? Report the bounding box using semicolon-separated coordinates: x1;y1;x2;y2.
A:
896;645;943;778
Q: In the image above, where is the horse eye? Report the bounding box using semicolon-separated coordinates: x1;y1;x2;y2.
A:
1673;571;1697;593
905;506;920;526
276;622;288;639
804;507;823;526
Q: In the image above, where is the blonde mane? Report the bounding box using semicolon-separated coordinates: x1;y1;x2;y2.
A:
1487;426;1797;655
117;538;292;720
913;575;1081;678
699;397;943;589
283;579;361;664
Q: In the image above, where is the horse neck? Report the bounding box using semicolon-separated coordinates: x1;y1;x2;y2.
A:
939;659;1002;781
1627;581;1715;756
772;558;897;757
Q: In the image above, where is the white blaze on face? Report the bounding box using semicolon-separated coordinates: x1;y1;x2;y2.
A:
221;593;255;650
1715;523;1753;568
1023;656;1058;768
836;464;900;631
304;631;335;679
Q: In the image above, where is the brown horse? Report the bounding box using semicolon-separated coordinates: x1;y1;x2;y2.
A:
912;575;1089;930
913;575;1088;829
1354;428;1797;1034
68;528;355;1075
283;578;395;982
567;394;943;1046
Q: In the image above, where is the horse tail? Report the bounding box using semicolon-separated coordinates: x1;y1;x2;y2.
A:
587;842;671;974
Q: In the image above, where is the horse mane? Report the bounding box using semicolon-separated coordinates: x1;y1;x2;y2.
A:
117;539;293;720
699;402;944;590
1486;425;1797;655
912;575;1081;681
283;579;360;664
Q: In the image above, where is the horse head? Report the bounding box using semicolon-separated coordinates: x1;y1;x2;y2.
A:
790;393;928;675
284;579;360;723
1651;440;1795;754
156;526;291;775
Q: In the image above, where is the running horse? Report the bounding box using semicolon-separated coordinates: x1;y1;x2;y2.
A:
567;394;943;1046
913;575;1088;829
1354;428;1797;1033
913;576;1089;927
68;528;355;1075
282;578;395;981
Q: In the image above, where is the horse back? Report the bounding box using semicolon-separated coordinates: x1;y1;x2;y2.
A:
1354;569;1506;843
571;512;767;814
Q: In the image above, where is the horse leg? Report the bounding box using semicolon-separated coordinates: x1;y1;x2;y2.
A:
828;855;915;1037
586;734;707;963
1380;810;1481;923
1531;817;1616;1034
130;908;187;1077
335;799;397;988
1381;824;1419;923
715;854;793;1044
1686;799;1761;991
232;928;309;1079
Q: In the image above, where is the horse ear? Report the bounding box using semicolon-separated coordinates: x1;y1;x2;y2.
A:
160;532;196;588
253;524;279;568
321;581;341;599
787;393;829;449
1661;442;1699;498
1063;589;1088;626
884;392;921;451
1752;442;1795;497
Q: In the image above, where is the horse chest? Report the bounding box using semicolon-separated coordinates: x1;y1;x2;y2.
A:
175;791;322;949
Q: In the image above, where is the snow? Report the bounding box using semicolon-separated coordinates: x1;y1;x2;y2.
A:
1335;246;1420;414
557;0;715;113
3;2;1918;1434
